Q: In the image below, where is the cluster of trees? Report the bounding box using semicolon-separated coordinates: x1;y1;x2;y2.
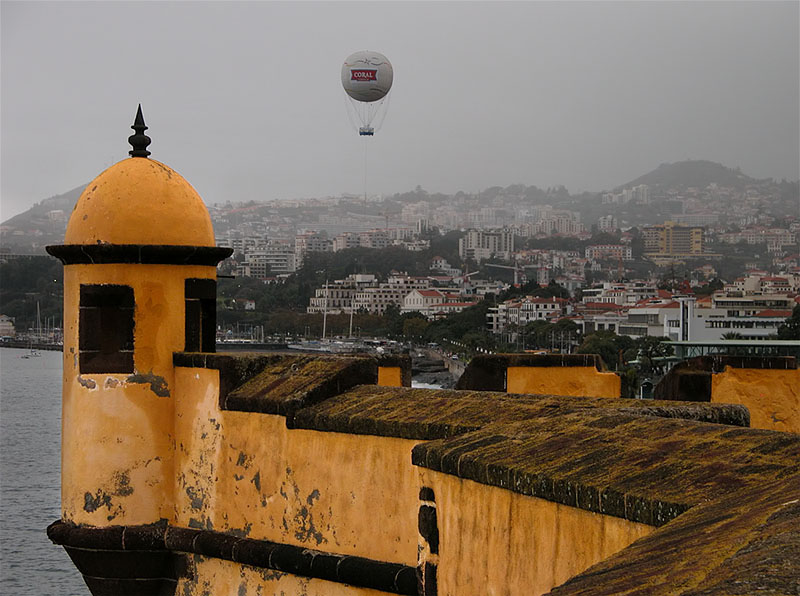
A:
778;305;800;340
0;256;63;332
576;332;674;373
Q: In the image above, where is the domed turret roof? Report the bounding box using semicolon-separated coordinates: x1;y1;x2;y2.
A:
65;158;215;246
64;107;215;247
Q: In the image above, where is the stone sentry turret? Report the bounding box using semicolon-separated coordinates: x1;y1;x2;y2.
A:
46;107;231;594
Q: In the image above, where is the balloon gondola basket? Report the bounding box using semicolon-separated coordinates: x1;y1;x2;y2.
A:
359;127;375;136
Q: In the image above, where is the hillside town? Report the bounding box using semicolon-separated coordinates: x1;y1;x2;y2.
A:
1;161;798;358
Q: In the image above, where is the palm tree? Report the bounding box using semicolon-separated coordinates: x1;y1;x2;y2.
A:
721;332;743;340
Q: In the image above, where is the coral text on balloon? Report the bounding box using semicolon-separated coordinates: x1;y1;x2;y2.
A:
351;70;378;81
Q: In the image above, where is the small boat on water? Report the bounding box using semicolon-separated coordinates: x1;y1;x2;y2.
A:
21;303;45;358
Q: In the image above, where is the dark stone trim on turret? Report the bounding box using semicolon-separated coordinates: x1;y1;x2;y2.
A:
46;244;233;266
47;520;176;596
47;520;418;595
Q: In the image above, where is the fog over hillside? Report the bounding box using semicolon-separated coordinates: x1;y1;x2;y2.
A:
1;2;797;220
2;159;796;256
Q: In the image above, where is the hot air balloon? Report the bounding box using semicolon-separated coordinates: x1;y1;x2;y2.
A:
341;50;393;136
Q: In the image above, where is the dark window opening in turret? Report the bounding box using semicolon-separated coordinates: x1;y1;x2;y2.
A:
79;285;135;373
185;279;216;352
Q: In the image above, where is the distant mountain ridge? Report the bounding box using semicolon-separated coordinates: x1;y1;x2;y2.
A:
1;185;85;253
0;159;783;253
2;185;84;228
617;160;764;191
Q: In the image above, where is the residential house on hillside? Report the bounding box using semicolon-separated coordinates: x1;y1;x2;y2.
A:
487;297;568;334
0;314;15;338
307;274;378;315
401;289;446;318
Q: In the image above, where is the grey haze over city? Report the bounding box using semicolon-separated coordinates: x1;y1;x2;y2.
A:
1;1;798;221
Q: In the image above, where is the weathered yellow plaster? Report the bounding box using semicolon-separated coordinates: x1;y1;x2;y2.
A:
173;367;421;565
377;366;403;387
61;263;216;526
420;469;654;596
507;366;620;398
177;555;393;596
65;158;215;246
711;367;800;433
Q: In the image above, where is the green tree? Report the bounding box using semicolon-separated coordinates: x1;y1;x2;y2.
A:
693;278;725;296
552;318;579;336
424;301;493;346
576;330;633;370
402;315;429;339
777;305;800;340
530;280;571;300
624;336;674;374
523;320;552;348
0;256;63;333
383;304;402;336
461;330;496;352
721;332;744;340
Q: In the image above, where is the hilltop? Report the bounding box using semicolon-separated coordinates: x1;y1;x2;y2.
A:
618;160;764;191
2;185;84;228
0;186;84;253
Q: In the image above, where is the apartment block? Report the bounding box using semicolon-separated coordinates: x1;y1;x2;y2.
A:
459;228;515;261
643;222;704;257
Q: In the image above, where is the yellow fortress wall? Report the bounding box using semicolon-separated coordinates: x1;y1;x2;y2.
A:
172;364;421;565
711;366;800;433
418;470;653;596
655;355;800;433
457;353;622;398
177;556;394;596
48;350;800;596
506;365;620;397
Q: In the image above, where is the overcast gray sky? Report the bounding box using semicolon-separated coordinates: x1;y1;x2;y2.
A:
2;1;798;221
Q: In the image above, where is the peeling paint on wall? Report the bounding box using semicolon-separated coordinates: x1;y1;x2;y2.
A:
186;486;205;511
126;371;170;397
77;375;97;390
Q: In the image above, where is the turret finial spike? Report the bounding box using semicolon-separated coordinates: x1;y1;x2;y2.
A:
128;104;151;158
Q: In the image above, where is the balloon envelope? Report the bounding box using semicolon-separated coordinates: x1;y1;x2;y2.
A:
341;51;393;103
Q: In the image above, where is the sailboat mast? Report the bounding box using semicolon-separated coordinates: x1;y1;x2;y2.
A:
349;296;355;338
322;280;329;340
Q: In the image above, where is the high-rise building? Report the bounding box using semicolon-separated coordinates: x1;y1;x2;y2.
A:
597;215;618;232
458;229;514;261
643;221;704;258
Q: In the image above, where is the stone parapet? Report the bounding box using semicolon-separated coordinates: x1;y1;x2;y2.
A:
655;355;800;432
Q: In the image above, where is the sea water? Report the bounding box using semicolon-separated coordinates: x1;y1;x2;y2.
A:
0;347;87;594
